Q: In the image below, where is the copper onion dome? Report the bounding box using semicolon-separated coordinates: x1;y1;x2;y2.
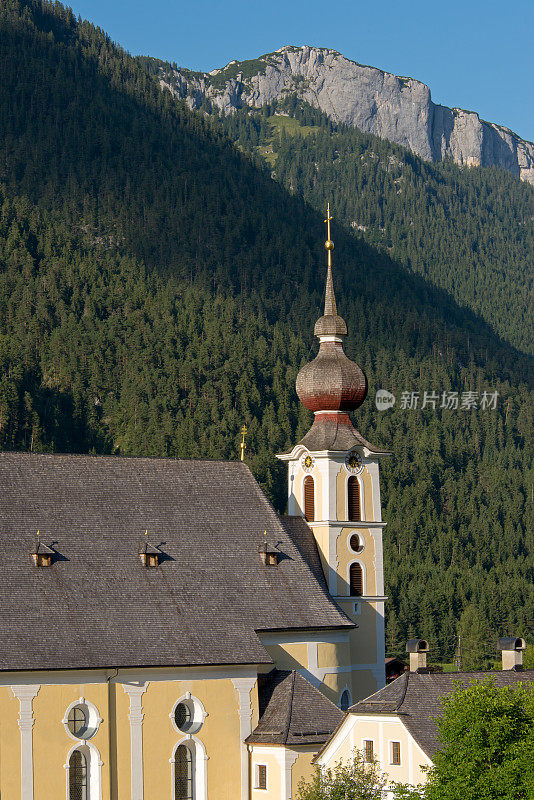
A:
296;205;368;414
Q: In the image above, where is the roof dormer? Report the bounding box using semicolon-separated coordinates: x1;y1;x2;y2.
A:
258;533;279;566
139;532;161;568
31;533;55;567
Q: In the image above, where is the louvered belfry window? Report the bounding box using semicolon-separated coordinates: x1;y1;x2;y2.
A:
303;476;315;522
69;750;88;800
347;477;361;521
349;562;363;596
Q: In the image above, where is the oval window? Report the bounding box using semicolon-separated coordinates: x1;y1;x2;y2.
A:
175;701;193;732
172;695;206;735
64;701;100;740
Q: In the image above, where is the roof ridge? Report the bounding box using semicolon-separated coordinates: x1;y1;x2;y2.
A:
284;670;297;742
394;671;410;710
0;451;250;466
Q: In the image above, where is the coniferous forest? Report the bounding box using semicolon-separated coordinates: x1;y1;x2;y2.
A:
0;0;532;663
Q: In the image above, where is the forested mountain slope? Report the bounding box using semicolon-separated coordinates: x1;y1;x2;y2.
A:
0;0;532;661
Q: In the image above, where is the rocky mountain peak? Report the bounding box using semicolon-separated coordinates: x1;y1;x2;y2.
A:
159;45;534;184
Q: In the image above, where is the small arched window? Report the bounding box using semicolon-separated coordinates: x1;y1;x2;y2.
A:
175;744;193;800
347;477;361;521
349;563;363;597
303;476;315;522
339;689;351;711
69;750;88;800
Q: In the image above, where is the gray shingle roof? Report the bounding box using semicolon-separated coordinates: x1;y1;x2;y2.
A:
246;669;344;746
0;452;352;671
349;670;534;757
297;414;390;454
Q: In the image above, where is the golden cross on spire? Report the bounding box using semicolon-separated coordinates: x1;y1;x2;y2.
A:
240;424;248;461
324;203;334;267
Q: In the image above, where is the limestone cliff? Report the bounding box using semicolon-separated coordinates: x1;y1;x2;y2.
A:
160;46;534;184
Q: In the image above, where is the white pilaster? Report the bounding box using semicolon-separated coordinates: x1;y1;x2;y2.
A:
232;677;257;800
123;681;149;800
274;750;299;800
11;684;40;800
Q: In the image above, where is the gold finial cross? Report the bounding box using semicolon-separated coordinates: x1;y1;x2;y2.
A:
240;424;248;461
324;203;334;267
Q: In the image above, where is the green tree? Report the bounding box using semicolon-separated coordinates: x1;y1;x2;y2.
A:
456;604;490;670
296;751;388;800
425;680;534;800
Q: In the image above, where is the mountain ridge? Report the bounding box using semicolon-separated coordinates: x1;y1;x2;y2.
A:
158;45;534;185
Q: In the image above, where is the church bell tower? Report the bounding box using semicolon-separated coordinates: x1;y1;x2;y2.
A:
277;206;389;698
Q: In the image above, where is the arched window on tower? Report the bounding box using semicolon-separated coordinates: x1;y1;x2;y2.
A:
69;750;88;800
347;477;361;521
175;744;193;800
303;476;315;522
349;563;363;597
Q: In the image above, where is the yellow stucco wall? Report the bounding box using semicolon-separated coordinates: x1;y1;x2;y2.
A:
32;682;111;800
262;643;309;671
291;747;318;796
0;687;22;799
336;527;377;597
317;641;351;670
250;748;281;800
0;672;255;800
142;677;247;800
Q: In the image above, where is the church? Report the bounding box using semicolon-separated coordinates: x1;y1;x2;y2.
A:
0;209;389;800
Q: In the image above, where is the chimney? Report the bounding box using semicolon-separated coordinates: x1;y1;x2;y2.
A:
498;637;526;671
406;639;430;672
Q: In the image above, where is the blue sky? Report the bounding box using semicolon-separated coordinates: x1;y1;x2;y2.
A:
67;0;534;142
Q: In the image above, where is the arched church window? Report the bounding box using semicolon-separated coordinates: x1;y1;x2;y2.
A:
69;750;88;800
175;744;193;800
347;477;361;521
303;476;315;522
349;563;363;596
339;689;351;711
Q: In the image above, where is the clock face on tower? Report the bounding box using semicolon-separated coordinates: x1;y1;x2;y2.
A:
345;451;363;474
301;453;315;473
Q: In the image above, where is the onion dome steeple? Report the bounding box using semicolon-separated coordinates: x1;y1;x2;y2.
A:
296;205;368;417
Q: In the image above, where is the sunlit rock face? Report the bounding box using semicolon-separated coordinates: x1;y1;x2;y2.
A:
160;45;534;185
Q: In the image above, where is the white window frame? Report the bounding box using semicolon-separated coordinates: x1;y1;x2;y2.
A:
62;697;102;742
253;763;268;791
347;530;365;554
388;740;401;765
347;559;366;597
170;693;207;735
170;736;208;800
345;472;365;521
361;738;375;763
64;741;103;800
300;472;317;521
